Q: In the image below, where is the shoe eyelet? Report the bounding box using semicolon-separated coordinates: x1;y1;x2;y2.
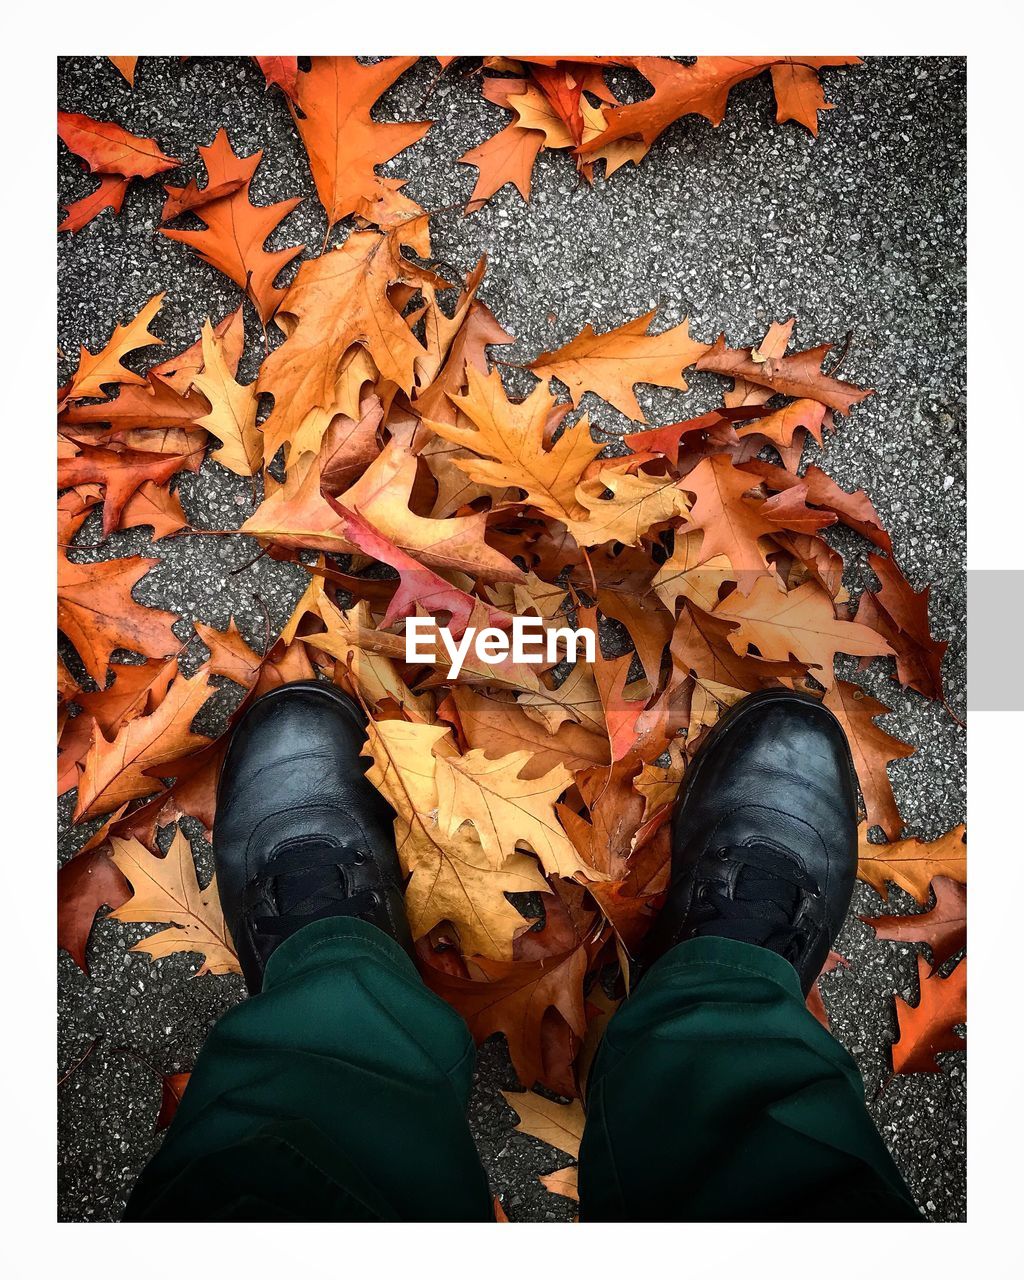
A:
351;850;367;866
695;883;710;903
367;890;383;910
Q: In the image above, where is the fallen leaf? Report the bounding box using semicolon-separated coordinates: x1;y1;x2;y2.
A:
290;56;430;230
714;577;894;680
57;552;179;686
59;174;130;233
75;669;215;820
57;849;131;972
501;1090;586;1159
539;1166;579;1201
891;955;965;1074
527;312;708;421
857;823;967;903
109;829;241;976
697;333;871;415
58;111;178;179
191;319;261;476
156;1071;191;1130
254;56;299;101
428;366;602;526
66;294;165;400
855;554;948;701
862;877;966;968
160;129;303;325
364;719;548;959
826;683;916;840
107;57;138;86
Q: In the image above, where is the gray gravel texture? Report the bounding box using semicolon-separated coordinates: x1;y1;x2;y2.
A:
57;55;966;1224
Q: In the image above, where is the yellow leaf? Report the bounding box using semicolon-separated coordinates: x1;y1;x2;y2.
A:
427;365;601;526
109;831;241;977
539;1166;579;1201
687;679;747;746
857;824;967;903
363;720;549;958
435;748;598;881
652;530;734;612
568;469;690;547
192;319;261;477
502;1091;586;1159
527;312;709;422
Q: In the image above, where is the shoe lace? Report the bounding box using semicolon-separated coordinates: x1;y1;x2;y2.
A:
690;841;820;961
253;839;381;939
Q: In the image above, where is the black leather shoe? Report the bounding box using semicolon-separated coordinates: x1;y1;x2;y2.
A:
213;680;411;993
644;688;858;995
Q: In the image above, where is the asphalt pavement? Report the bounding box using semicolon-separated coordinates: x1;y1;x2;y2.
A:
57;55;966;1223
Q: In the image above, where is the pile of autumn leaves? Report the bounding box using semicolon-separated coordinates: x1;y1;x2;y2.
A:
58;56;965;1172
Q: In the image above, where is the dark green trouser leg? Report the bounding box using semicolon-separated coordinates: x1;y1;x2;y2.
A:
578;935;921;1222
124;917;493;1222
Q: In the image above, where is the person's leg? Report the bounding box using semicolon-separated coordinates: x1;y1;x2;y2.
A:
124;682;492;1222
125;915;492;1221
578;689;920;1223
578;935;919;1221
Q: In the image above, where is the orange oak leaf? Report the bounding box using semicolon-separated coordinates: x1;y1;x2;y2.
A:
739;460;892;552
193;619;264;688
891;955;966;1075
461;123;545;210
74;669;215;820
57;553;179;686
158;175;247;222
150;307;245;395
423;944;588;1089
58;174;130;233
771;62;836;135
670;601;806;692
856;823;967;903
527;312;709;421
57;442;203;537
854;553;948;702
60;374;204;435
697;333;871;415
254;56;299;101
427;365;601;525
539;1167;579;1202
578;57;859;159
107;57;138;86
336;440;525;583
713;577;894;679
683;453;780;571
862;877;966;969
256;230;435;462
290;56;430;230
119;479;189;539
58;110;178;179
824;683;916;840
74;656;178;736
160;130;303;325
445;687;609;777
501;1089;586;1156
66;294;165;401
